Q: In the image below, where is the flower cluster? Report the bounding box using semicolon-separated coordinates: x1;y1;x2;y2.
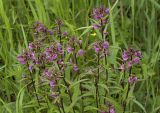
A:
92;6;109;29
34;22;53;37
54;19;68;37
17;49;36;71
16;6;143;113
120;48;142;70
119;48;142;86
128;75;138;84
43;68;61;98
94;41;109;56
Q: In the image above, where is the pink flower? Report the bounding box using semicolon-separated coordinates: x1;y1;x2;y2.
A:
49;81;56;89
66;46;74;53
44;48;52;56
56;43;64;54
27;51;36;61
43;69;52;78
17;55;26;64
105;9;110;14
128;61;133;68
47;30;54;35
109;107;115;113
133;57;140;64
51;54;58;60
94;44;100;53
73;64;79;71
128;76;138;84
35;59;40;65
120;64;125;70
77;49;84;56
122;51;129;61
102;41;109;50
134;51;142;58
62;31;68;37
92;7;109;20
28;64;33;72
29;43;35;50
93;24;101;29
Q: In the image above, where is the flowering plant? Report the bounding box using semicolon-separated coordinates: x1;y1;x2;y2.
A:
17;7;143;113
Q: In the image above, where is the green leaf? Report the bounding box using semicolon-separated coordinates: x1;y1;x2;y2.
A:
132;99;147;113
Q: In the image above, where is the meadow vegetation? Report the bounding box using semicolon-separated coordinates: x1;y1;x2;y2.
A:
0;0;160;113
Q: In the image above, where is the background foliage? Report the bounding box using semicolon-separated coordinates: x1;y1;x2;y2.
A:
0;0;160;113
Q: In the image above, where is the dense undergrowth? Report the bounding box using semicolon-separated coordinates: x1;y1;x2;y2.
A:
0;0;160;113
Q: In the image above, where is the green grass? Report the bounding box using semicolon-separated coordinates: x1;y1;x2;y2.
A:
0;0;160;113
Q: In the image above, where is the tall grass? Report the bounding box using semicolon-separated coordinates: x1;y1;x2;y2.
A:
0;0;159;113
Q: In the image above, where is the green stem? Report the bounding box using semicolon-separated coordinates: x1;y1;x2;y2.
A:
56;102;63;113
95;53;100;113
123;61;132;113
27;62;41;107
123;84;130;113
100;19;109;104
62;73;76;113
56;79;66;113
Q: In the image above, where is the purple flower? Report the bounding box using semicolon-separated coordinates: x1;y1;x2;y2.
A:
128;76;138;84
37;26;44;32
28;64;33;72
128;48;135;54
56;43;64;54
122;51;129;61
133;57;140;64
49;81;56;89
46;53;58;62
120;64;125;70
27;51;36;61
102;19;108;25
29;43;34;50
121;48;142;70
94;44;100;53
57;59;64;65
34;22;46;33
93;24;101;29
43;69;52;78
105;9;110;14
73;64;79;71
128;61;133;68
66;46;74;53
92;7;109;20
39;53;46;61
51;54;58;60
35;59;40;65
47;30;54;35
109;107;116;113
103;31;109;36
17;55;26;64
62;31;68;37
102;41;109;50
44;48;52;55
77;49;84;56
134;51;142;58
